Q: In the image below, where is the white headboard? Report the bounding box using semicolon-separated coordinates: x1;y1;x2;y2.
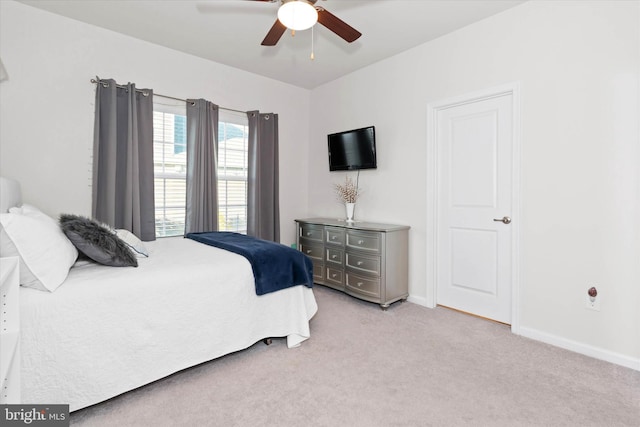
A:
0;176;22;212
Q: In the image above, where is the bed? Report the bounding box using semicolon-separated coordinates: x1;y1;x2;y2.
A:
0;177;317;411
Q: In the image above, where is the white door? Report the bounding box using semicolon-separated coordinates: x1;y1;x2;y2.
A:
436;93;513;324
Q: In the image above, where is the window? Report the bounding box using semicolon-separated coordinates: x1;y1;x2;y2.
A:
153;101;187;237
152;102;248;237
217;111;249;234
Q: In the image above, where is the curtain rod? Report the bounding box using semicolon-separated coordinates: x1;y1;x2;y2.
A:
90;78;247;114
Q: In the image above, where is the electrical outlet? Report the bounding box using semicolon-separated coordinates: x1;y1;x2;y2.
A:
585;294;601;311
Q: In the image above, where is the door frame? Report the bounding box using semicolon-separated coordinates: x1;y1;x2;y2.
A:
426;82;522;333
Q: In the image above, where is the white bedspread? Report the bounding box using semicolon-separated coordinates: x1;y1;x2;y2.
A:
20;237;317;411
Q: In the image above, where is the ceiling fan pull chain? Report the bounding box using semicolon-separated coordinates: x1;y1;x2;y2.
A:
310;25;315;60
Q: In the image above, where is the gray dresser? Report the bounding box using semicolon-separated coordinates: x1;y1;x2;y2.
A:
295;218;409;309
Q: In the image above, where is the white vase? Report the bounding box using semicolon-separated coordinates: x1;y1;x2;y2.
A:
345;202;355;222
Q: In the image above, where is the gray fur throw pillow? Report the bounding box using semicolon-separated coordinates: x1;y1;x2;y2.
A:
59;214;138;267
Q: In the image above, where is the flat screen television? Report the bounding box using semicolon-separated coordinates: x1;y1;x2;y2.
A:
327;126;377;171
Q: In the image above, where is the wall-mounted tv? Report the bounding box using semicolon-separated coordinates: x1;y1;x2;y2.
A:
327;126;377;171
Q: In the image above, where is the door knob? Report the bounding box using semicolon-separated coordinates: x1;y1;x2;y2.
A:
493;216;511;224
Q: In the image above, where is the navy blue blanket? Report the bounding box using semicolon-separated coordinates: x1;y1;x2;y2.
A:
186;232;314;296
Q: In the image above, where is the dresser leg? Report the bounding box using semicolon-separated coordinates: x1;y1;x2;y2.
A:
380;304;389;311
262;338;272;345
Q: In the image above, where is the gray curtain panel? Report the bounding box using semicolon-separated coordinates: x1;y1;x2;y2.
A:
185;99;219;234
92;79;156;241
247;111;280;242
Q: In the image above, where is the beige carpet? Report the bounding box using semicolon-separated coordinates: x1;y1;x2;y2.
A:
71;286;640;427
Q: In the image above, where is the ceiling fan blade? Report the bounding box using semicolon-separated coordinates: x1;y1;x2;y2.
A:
261;19;287;46
317;8;361;43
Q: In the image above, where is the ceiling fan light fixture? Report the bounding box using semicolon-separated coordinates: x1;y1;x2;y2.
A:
277;0;318;31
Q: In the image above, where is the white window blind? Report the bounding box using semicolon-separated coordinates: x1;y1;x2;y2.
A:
218;110;249;234
153;100;186;237
152;102;248;237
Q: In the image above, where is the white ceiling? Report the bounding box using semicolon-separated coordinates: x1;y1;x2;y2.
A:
18;0;526;89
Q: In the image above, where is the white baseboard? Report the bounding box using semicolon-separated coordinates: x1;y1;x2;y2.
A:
518;326;640;371
407;294;430;308
406;295;639;371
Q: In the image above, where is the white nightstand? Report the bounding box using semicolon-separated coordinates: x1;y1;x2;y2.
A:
0;256;20;403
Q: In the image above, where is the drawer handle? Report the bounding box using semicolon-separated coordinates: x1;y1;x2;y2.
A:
357;282;363;287
306;232;312;236
332;254;337;259
357;261;363;266
331;236;336;240
306;250;312;254
332;273;337;278
358;240;364;245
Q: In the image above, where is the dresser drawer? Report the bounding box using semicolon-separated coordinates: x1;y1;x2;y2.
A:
311;262;324;282
299;242;324;261
325;267;344;286
326;248;344;266
346;253;380;276
346;230;381;254
299;224;324;242
325;227;345;246
345;272;380;299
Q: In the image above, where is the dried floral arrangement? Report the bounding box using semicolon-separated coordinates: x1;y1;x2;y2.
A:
334;176;359;203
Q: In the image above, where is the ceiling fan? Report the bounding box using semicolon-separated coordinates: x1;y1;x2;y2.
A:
250;0;362;46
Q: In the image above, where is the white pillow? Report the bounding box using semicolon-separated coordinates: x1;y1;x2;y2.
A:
0;206;78;292
115;229;149;258
10;204;60;227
